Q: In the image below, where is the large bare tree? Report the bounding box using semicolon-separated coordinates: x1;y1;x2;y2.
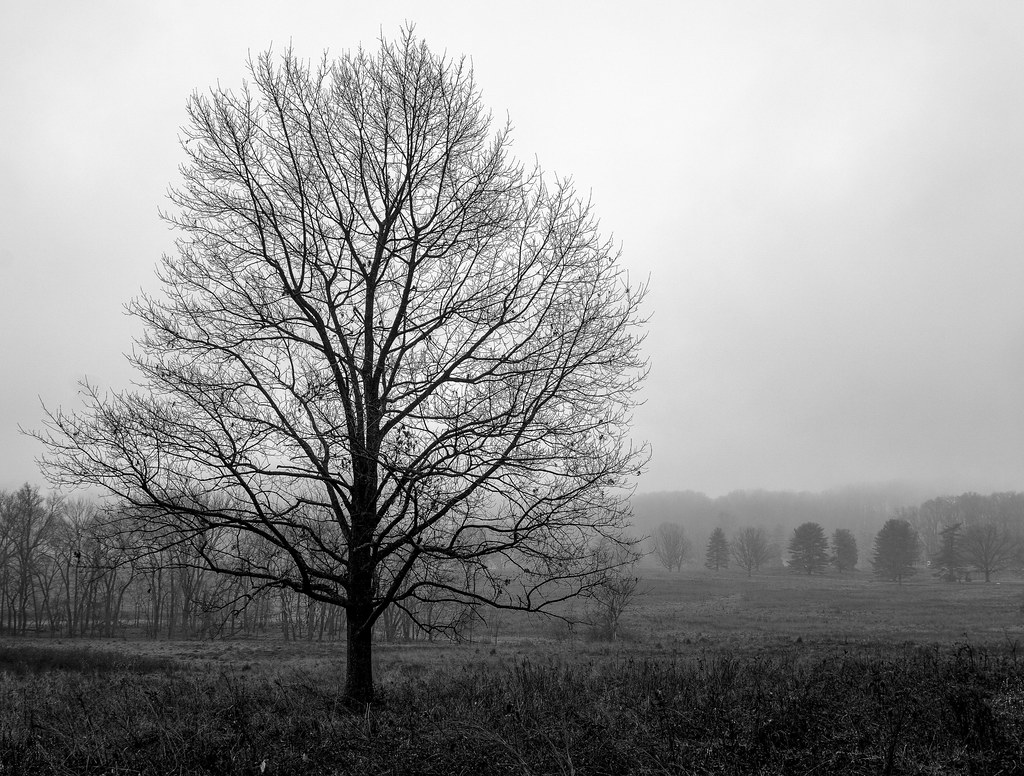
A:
35;31;647;706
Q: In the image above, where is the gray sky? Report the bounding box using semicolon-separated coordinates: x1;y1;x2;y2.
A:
3;1;1023;497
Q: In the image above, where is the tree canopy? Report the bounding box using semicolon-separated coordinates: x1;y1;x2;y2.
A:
872;519;920;584
35;30;647;707
831;528;858;573
705;527;729;571
787;522;829;575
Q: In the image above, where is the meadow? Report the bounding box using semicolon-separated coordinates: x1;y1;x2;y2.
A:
2;569;1024;774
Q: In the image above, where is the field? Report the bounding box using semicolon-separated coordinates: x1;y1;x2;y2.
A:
637;568;1024;647
3;570;1024;774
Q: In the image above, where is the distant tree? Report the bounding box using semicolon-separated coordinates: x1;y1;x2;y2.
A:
650;523;691;572
705;527;729;571
768;524;786;567
932;522;967;582
787;522;829;575
831;529;858;573
731;526;771;577
588;540;644;641
1;484;61;635
912;499;953;559
872;519;920;584
961;522;1019;583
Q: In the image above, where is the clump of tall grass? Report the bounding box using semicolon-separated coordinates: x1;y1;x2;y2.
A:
1;642;1022;774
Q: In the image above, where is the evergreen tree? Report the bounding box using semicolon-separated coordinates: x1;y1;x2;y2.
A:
831;529;858;572
705;527;729;571
872;519;920;584
932;522;966;582
787;522;829;575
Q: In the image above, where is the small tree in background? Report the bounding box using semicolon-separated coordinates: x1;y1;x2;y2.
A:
787;522;829;575
768;524;787;567
961;522;1019;583
831;529;858;572
732;526;771;577
650;522;691;572
705;527;729;571
1;485;61;636
872;519;920;584
932;523;967;582
588;540;644;641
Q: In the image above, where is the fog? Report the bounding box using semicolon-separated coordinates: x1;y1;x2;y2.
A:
3;1;1023;497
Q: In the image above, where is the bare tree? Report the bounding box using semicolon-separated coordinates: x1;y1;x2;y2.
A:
47;498;100;636
34;31;647;707
0;491;12;633
961;522;1018;583
731;526;770;577
588;539;644;641
650;522;690;571
1;485;59;634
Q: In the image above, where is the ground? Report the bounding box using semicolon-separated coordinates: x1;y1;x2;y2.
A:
2;568;1024;774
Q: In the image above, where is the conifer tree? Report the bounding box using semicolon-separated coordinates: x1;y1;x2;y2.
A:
705;527;729;571
932;523;965;582
831;529;858;572
872;519;920;584
787;522;829;575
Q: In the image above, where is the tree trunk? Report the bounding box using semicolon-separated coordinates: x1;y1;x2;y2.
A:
345;602;374;709
345;399;380;708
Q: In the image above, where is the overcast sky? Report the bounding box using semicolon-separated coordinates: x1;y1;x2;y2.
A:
2;1;1023;497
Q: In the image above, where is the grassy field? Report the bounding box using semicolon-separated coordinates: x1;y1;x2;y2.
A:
635;568;1024;647
2;570;1024;774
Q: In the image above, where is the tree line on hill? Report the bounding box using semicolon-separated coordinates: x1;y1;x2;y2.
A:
649;522;859;577
0;483;640;643
895;492;1024;583
6;482;1023;641
0;484;482;641
648;490;1024;584
633;483;929;541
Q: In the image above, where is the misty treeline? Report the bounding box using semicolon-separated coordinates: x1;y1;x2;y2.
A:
638;486;881;576
633;485;907;568
0;484;480;641
649;521;853;577
640;488;1024;583
896;492;1024;583
0;483;635;643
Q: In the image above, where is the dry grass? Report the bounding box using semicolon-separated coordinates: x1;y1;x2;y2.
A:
3;571;1024;774
2;641;1024;774
631;567;1024;647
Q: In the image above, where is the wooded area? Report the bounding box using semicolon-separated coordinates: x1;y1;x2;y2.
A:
0;484;484;642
